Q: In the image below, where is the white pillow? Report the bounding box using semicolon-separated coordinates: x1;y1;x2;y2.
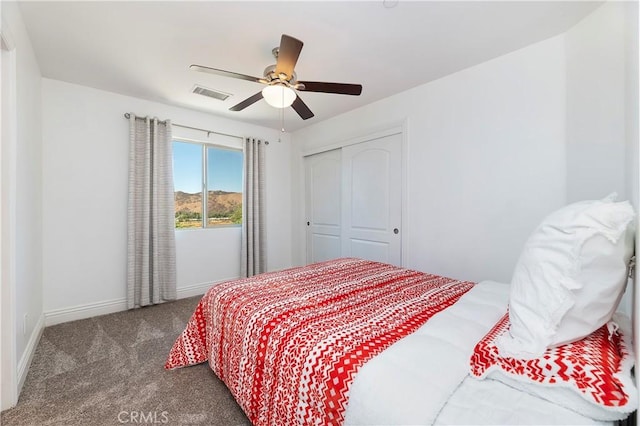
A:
497;194;635;358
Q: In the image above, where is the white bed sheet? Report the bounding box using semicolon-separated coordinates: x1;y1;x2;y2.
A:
343;280;609;425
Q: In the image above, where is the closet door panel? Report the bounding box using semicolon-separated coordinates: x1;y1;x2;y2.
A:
342;133;402;266
304;149;342;263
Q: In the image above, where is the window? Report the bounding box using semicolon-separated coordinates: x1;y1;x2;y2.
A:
173;140;243;229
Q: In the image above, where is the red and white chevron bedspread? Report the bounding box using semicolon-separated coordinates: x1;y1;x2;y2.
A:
165;258;473;426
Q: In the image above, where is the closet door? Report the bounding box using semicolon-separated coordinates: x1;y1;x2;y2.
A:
342;133;402;266
304;149;342;263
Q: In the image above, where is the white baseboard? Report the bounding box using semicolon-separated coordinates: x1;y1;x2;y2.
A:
44;298;127;326
43;278;237;327
177;279;231;299
17;314;44;395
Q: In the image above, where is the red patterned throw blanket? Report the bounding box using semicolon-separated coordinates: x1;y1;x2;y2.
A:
165;258;473;426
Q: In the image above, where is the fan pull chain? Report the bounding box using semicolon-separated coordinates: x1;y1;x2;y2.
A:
280;97;286;134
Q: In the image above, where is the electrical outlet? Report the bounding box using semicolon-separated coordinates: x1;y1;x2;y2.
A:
23;313;28;336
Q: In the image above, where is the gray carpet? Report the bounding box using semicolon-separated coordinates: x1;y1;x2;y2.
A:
0;297;252;426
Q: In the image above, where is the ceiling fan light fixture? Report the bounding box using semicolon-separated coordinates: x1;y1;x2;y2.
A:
262;84;296;108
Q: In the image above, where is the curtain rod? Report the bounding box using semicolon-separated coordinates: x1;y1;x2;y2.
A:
124;112;244;141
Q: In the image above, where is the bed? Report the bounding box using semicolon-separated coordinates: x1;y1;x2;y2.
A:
166;196;638;425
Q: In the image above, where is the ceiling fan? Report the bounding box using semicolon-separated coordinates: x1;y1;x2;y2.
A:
190;34;363;120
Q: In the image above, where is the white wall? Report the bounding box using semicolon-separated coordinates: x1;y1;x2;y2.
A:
565;2;628;202
1;1;43;405
622;1;640;405
42;79;292;322
292;35;567;284
623;1;639;209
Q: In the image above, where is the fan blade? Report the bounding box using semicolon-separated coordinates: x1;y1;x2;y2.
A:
190;64;262;83
299;81;362;96
275;35;303;80
291;95;314;120
230;92;264;111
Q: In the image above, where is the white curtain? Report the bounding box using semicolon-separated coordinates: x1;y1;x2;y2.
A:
127;114;177;308
241;137;267;277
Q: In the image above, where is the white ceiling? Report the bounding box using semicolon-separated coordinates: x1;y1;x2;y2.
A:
18;1;601;132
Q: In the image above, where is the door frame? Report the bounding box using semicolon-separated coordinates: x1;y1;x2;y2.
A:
1;16;18;410
302;121;409;267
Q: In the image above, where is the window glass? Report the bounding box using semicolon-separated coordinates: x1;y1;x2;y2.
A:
173;141;203;229
207;146;243;227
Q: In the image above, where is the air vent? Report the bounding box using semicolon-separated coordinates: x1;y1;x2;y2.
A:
192;85;231;101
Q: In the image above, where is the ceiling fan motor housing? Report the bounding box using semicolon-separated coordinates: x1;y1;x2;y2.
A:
262;64;299;88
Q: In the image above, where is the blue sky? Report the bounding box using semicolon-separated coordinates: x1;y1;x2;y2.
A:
173;141;243;193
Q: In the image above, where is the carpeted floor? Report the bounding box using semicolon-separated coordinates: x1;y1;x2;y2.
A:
0;296;251;426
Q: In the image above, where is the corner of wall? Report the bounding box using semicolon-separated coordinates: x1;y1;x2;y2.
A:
564;1;628;203
288;133;306;267
16;313;44;396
